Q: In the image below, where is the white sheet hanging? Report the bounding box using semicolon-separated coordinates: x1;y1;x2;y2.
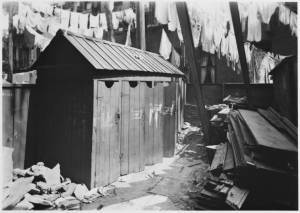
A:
159;29;172;60
69;12;80;33
247;2;261;42
155;0;168;24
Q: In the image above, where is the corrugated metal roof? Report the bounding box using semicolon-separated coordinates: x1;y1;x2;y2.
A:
58;30;183;76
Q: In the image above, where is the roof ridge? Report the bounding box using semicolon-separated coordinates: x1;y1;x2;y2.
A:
59;29;162;58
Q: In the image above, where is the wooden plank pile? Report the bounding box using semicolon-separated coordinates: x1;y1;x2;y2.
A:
2;162;114;210
202;107;298;209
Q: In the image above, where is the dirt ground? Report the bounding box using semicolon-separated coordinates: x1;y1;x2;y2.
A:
83;104;209;210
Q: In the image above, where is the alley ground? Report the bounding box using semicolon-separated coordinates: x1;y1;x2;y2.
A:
83;104;209;210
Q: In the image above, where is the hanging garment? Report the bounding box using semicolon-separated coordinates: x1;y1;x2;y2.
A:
200;17;215;54
78;13;88;34
12;15;20;33
289;12;297;36
36;14;48;33
244;42;252;65
112;12;119;30
26;10;40;28
247;2;261;41
170;47;180;67
93;27;104;39
124;8;136;24
60;9;70;29
18;3;30;18
279;4;290;25
84;28;93;37
89;13;100;28
258;2;277;24
155;0;169;24
47;18;61;36
159;29;172;60
125;22;132;46
2;12;9;37
69;12;80;33
99;13;107;30
168;2;180;31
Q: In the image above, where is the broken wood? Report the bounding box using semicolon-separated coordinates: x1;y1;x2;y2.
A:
226;186;249;209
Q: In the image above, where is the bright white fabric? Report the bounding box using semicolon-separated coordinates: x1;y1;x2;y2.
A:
159;29;172;60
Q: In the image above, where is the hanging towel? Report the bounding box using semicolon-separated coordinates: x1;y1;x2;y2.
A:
247;3;261;41
69;12;80;33
159;29;172;60
26;10;40;28
289;12;297;36
93;27;104;39
78;13;88;34
112;12;119;30
47;18;61;36
89;13;100;28
18;3;30;18
279;4;290;25
170;47;180;67
125;22;132;46
60;9;70;29
155;0;168;24
168;2;180;31
100;13;108;30
124;8;136;24
258;2;277;24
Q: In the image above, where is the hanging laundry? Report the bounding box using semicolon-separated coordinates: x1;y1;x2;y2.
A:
47;17;61;36
69;12;80;33
12;15;20;33
247;2;261;42
2;12;9;38
200;17;215;54
124;8;136;24
155;0;168;24
18;2;30;19
279;4;290;25
168;2;180;31
78;13;88;35
89;13;100;28
36;13;48;33
112;12;119;30
84;28;93;37
289;12;297;36
244;42;252;65
60;9;70;29
26;10;40;28
100;13;108;31
125;22;132;46
257;2;278;24
93;27;104;39
159;29;172;60
31;2;53;16
249;47;266;83
170;47;181;67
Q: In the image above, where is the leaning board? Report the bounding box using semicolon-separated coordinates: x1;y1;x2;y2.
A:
238;109;297;152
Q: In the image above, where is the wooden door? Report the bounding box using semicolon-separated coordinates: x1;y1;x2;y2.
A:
95;80;121;186
163;82;177;157
120;81;145;174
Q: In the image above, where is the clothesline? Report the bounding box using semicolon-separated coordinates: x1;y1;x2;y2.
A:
10;1;137;50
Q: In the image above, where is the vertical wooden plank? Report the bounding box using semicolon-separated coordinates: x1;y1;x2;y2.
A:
2;88;14;148
128;82;139;173
157;83;164;162
138;82;145;171
153;82;164;163
163;84;172;157
109;81;121;183
91;80;98;187
168;82;176;157
143;84;151;165
12;87;30;169
96;81;109;186
120;81;130;175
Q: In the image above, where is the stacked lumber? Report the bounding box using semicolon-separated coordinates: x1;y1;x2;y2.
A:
2;162;114;210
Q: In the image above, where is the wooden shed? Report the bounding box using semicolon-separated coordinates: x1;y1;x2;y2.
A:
25;30;184;188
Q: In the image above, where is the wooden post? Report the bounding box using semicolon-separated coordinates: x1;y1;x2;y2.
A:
176;2;209;143
229;2;250;85
136;1;146;50
8;7;14;82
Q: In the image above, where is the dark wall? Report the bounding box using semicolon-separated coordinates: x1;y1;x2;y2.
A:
25;70;93;186
271;57;297;125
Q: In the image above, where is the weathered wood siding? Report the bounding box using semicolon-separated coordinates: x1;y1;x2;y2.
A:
2;85;31;169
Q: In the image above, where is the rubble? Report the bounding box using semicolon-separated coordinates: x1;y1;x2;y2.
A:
2;162;112;210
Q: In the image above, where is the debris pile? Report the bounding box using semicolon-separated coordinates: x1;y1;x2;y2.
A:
2;162;112;210
189;105;297;210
